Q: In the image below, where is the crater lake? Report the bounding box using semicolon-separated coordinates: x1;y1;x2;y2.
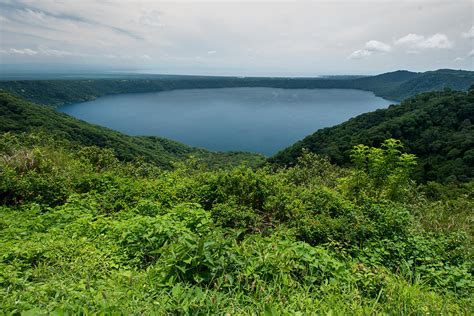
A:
58;87;393;155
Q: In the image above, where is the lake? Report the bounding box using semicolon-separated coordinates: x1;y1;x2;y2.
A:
59;88;393;155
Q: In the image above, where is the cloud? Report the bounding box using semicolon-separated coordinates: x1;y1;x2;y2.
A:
454;57;464;62
462;26;474;39
395;33;424;45
0;47;81;57
418;33;453;49
12;48;38;55
348;40;391;59
0;2;143;41
395;33;453;49
348;49;372;59
364;40;391;52
0;1;472;75
469;49;474;58
1;48;38;55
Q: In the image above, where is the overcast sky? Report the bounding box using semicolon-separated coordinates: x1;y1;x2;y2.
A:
0;0;473;76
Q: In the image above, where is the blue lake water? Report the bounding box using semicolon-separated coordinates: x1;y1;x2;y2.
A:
58;88;393;155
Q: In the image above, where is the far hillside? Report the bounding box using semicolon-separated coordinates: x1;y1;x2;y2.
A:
0;69;472;106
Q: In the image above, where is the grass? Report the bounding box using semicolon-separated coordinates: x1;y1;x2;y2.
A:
0;134;472;314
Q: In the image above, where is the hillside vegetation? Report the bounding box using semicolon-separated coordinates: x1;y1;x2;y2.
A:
0;92;264;169
271;87;474;183
0;69;472;107
0;86;473;314
0;132;472;314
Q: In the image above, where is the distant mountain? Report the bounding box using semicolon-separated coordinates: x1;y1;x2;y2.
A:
0;92;264;169
0;69;472;106
348;70;420;98
385;69;474;100
270;87;474;182
345;69;474;100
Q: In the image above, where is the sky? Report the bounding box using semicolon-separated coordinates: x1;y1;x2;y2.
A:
0;0;473;76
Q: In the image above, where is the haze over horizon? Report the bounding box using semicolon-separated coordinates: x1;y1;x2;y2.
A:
0;0;473;77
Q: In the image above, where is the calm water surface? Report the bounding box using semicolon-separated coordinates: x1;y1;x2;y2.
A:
59;88;393;155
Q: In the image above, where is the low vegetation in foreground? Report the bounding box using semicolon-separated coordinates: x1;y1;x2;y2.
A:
1;133;472;314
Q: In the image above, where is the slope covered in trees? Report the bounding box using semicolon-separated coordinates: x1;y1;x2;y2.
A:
0;92;264;169
270;87;474;183
1;133;472;314
0;69;472;107
0;78;473;314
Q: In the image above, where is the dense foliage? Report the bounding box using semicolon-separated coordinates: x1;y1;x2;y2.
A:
271;87;474;183
1;80;473;313
0;92;264;169
1;133;472;314
0;69;472;106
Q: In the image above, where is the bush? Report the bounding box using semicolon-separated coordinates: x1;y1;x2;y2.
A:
340;138;417;203
211;199;262;231
1;135;472;313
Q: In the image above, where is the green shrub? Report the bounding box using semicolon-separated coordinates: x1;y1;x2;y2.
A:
211;199;262;231
341;138;417;203
1;135;472;313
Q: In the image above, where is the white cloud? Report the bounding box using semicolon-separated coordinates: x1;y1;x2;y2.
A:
348;40;390;59
0;47;83;57
1;48;38;55
462;26;474;39
454;57;464;62
395;33;424;45
469;49;474;58
141;54;151;60
418;33;453;49
348;49;371;59
395;33;453;49
365;40;391;52
207;50;217;55
12;48;38;55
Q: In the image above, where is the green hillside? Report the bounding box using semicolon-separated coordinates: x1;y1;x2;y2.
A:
387;69;474;100
0;69;472;107
270;87;474;183
0;82;473;314
0;92;264;169
1;131;472;313
348;70;420;97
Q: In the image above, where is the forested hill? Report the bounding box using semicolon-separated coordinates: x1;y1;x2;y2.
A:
381;69;474;100
0;69;472;106
0;92;264;168
270;87;474;183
